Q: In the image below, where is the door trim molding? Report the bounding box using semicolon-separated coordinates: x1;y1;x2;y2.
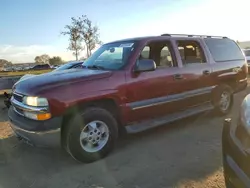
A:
128;85;216;110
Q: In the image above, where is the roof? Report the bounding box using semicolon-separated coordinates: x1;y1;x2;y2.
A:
106;34;229;44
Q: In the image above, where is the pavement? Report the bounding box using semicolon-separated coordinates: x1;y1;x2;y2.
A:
0;85;249;188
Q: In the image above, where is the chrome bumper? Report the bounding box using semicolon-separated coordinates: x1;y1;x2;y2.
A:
8;106;62;148
11;96;48;114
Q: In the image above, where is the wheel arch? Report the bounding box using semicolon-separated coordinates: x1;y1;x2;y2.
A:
61;97;124;146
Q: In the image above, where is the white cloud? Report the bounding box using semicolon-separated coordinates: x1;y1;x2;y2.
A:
0;44;75;63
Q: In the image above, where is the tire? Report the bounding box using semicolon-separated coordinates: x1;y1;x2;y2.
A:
224;175;235;188
212;84;233;115
63;107;118;163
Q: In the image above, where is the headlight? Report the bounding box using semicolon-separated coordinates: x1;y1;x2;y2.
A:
240;94;250;132
23;96;49;107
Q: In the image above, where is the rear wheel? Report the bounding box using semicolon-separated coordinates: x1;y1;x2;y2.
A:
63;107;118;163
213;85;233;115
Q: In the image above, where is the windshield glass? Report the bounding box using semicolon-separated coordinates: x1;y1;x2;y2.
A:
244;50;250;56
83;41;137;70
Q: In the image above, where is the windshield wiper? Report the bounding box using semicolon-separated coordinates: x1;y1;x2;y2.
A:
87;65;106;70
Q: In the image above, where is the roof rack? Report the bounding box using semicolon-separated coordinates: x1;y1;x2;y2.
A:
161;33;227;39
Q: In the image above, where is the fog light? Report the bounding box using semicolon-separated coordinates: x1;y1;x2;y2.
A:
23;111;51;121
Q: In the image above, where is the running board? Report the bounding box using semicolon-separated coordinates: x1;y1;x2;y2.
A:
125;103;214;134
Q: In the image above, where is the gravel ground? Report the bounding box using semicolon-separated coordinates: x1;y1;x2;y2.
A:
0;85;249;188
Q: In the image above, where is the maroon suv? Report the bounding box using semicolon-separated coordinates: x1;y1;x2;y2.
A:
8;34;248;163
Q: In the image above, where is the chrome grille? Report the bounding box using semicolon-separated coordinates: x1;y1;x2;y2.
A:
13;106;24;116
13;92;23;102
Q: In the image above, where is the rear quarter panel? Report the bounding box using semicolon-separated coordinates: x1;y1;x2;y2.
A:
201;38;248;89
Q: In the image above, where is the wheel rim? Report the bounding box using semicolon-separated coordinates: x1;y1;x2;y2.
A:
219;91;231;111
79;120;110;153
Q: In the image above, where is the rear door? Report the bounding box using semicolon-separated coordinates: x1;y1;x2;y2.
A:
173;38;214;107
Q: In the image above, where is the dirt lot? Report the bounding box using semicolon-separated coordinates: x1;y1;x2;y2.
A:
0;85;249;188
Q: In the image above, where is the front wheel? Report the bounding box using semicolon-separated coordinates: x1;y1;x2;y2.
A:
63;107;118;163
213;85;233;115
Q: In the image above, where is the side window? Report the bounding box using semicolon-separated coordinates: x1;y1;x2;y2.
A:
204;38;244;62
140;46;150;59
177;41;206;66
139;42;176;68
159;46;173;67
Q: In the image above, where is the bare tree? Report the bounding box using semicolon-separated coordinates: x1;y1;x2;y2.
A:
61;18;83;60
77;15;102;57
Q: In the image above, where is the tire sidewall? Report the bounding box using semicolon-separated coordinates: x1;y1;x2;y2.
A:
66;108;118;163
213;85;233;115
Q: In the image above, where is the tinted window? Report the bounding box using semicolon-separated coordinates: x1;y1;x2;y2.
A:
244;50;250;56
205;38;244;62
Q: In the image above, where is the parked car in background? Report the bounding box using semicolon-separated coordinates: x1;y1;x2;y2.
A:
16;61;83;85
243;49;250;72
9;34;247;163
222;94;250;188
3;61;84;108
52;61;83;71
30;64;51;70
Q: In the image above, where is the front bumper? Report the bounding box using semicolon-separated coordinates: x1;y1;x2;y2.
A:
8;106;62;148
234;78;248;93
222;118;250;187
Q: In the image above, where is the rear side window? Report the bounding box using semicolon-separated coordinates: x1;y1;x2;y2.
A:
204;38;244;62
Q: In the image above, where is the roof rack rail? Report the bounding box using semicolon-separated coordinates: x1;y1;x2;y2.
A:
161;33;227;39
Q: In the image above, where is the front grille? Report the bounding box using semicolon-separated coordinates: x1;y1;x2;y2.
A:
13;106;24;116
13;93;23;102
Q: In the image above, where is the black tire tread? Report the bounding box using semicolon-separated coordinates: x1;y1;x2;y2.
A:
64;107;118;163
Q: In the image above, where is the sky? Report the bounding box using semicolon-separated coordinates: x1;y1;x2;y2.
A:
1;0;250;63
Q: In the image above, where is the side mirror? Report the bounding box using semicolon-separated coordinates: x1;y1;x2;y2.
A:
134;59;156;72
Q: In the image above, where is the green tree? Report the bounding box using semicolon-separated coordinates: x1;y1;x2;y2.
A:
49;56;64;65
62;15;102;59
35;54;50;64
61;17;83;60
0;59;11;66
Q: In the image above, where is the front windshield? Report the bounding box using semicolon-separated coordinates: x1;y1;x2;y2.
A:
84;41;137;70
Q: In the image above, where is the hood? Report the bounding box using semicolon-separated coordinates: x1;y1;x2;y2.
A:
12;74;36;90
19;74;36;81
14;68;112;95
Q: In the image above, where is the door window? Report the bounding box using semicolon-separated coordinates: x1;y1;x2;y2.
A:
177;41;206;66
140;41;176;68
